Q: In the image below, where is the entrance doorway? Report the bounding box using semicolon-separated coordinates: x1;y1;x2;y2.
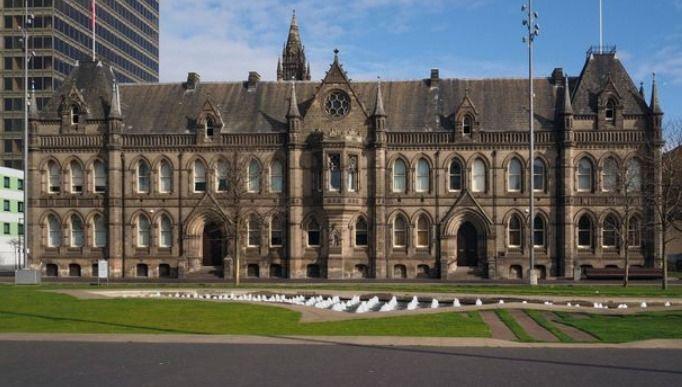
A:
202;222;225;266
457;222;478;267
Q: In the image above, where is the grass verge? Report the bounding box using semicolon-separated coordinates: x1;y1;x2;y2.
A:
524;310;573;343
554;311;682;343
494;309;533;342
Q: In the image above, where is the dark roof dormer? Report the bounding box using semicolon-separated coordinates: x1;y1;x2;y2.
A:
196;98;224;143
454;88;479;139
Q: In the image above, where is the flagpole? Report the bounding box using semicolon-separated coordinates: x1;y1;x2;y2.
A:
91;0;96;60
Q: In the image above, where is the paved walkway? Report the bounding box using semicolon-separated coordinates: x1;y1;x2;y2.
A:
509;309;559;342
542;311;597;342
480;311;517;341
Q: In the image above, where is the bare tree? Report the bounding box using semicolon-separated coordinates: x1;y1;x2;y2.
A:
644;119;682;289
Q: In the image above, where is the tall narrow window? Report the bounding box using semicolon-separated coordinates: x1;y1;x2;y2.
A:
194;160;206;192
392;159;406;193
533;158;545;192
627;217;641;247
602;215;618;248
70;215;84;247
159;160;172;193
508;215;522;248
248;159;261;193
70;161;83;193
270;160;284;193
48;161;60;193
93;214;106;247
462;115;473;134
137;160;150;194
393;215;407;247
449;160;462;191
347;155;358;192
355;217;368;246
307;218;320;247
159;215;172;248
577;215;592;248
416;215;430;247
247;214;261;247
577;158;593;192
507;158;522;192
311;154;322;192
605;100;615;122
206;117;215;137
216;160;228;192
626;159;642;192
270;216;283;247
602;157;618;192
47;214;61;247
137;215;151;248
70;105;79;124
416;158;430;193
94;160;106;193
328;154;341;191
472;158;486;193
533;215;545;248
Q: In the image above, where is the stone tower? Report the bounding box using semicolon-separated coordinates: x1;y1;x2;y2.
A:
277;11;311;81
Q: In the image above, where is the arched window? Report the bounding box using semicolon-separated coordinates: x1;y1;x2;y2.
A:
247;214;261;247
93;214;106;247
159;215;172;248
70;215;84;247
602;215;618;248
507;158;522;192
533;215;545;247
137;215;151;247
416;215;430;247
328;154;341;191
47;214;61;247
70;105;80;124
93;160;106;193
416;158;430;193
270;215;283;247
533;158;546;192
577;158;593;192
137;160;150;193
462;115;473;134
48;161;61;193
70;161;83;193
602;157;618;192
306;218;320;247
605;100;615;122
347;155;358;192
159;160;172;193
193;160;206;192
392;159;407;193
627;217;641;247
508;215;522;248
206;116;216;136
626;159;642;192
270;160;284;193
577;215;593;248
216;160;229;192
355;217;368;246
393;215;407;247
248;159;261;193
449;160;462;191
472;158;486;193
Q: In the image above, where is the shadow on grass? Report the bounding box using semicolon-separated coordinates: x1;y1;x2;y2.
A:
0;310;206;335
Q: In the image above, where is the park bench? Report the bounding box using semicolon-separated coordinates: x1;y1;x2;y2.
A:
583;267;663;280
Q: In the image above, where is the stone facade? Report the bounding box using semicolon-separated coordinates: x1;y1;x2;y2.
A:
26;19;663;280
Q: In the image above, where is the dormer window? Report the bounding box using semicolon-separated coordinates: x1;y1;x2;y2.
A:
605;100;615;122
462;115;473;134
206;117;216;136
70;105;80;124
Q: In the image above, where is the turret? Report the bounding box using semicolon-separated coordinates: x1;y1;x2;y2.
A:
560;75;573;131
373;79;387;143
650;73;663;132
286;80;302;132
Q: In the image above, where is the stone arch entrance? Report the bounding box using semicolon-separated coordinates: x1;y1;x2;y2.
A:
202;221;226;266
457;222;478;267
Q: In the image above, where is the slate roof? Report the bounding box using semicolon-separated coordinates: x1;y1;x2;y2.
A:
40;53;653;134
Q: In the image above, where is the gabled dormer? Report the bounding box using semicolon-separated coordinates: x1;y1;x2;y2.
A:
196;98;224;144
597;74;623;129
454;88;479;139
58;85;89;133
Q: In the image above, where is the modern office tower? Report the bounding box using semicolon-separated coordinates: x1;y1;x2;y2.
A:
0;0;159;168
0;166;23;270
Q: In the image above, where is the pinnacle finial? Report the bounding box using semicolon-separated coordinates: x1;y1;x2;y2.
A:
373;76;387;118
28;80;39;119
333;48;339;63
291;9;297;26
562;75;573;115
650;72;662;114
109;79;122;119
287;76;301;119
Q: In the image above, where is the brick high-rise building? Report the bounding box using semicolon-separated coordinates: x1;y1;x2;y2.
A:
1;0;159;169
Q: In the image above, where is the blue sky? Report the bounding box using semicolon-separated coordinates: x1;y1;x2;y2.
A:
160;0;682;121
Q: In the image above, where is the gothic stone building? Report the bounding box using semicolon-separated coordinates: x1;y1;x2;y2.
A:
26;17;664;280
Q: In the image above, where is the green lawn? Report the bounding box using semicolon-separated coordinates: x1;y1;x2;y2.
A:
0;286;489;337
555;311;682;343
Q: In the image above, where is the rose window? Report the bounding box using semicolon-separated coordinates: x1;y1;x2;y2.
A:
324;90;351;118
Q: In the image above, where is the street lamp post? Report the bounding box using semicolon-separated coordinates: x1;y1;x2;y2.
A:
522;2;539;285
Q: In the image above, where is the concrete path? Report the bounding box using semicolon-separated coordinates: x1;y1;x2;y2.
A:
542;311;597;342
508;309;559;342
480;311;517;341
